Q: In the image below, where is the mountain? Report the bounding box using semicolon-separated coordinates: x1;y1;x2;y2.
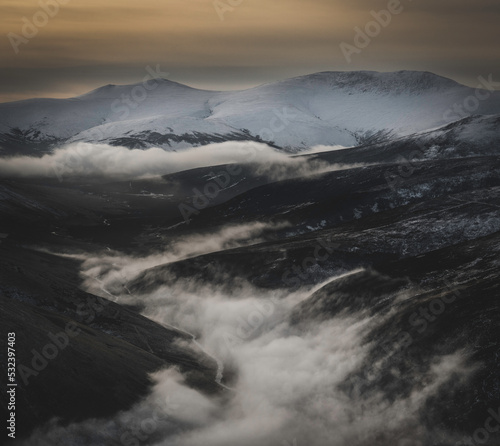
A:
1;71;500;445
306;114;500;165
1;71;499;155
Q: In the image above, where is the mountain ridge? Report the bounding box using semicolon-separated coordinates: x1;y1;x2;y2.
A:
0;70;499;154
4;70;469;103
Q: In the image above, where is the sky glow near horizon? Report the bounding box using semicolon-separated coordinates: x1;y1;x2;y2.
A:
1;0;499;101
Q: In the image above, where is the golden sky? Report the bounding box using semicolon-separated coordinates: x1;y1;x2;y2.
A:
1;0;499;101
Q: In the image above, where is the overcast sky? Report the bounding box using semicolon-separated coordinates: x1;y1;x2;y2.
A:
1;0;499;102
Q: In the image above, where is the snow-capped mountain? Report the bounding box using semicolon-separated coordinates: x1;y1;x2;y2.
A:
1;70;499;154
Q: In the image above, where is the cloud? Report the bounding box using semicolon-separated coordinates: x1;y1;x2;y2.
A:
24;224;475;445
303;144;351;154
0;141;339;181
71;221;291;297
22;276;471;445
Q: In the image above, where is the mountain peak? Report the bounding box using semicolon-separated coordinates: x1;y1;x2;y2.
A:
77;78;195;99
279;70;463;94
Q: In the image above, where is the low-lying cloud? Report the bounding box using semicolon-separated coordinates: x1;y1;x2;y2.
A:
22;269;471;446
73;221;290;297
0;141;343;181
303;144;351;154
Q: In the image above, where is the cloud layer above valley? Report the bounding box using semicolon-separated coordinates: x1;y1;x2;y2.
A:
0;141;339;181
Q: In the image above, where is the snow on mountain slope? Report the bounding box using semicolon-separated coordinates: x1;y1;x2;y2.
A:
1;71;499;154
0;80;216;140
306;114;500;166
